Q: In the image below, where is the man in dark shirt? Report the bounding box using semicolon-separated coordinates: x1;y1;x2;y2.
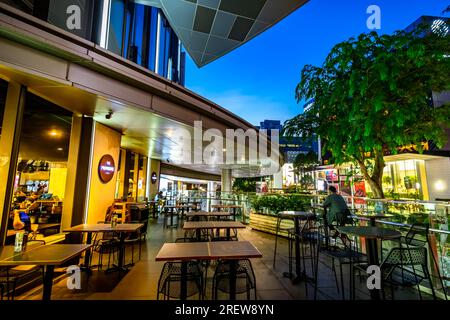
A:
322;186;350;228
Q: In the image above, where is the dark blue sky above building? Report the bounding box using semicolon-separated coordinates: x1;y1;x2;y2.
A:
185;0;449;126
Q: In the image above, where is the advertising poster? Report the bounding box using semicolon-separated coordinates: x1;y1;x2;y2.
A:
353;181;367;204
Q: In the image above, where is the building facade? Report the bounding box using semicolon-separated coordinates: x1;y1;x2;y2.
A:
0;1;306;244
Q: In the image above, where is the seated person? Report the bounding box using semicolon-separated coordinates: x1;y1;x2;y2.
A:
11;202;32;232
322;186;351;230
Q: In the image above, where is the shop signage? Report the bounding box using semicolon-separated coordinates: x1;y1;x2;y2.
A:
98;155;115;183
151;172;158;184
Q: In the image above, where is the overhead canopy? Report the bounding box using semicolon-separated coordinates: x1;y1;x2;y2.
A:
137;0;309;67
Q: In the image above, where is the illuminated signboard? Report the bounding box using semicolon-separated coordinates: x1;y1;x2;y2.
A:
151;172;158;184
98;155;115;183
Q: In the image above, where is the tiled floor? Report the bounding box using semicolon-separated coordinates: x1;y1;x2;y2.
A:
14;217;437;300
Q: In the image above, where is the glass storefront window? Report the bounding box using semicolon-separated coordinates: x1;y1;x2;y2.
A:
383;159;426;199
7;93;72;240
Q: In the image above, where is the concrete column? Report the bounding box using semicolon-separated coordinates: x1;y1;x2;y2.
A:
117;149;127;200
0;82;26;245
273;169;283;189
61;116;94;229
221;168;232;193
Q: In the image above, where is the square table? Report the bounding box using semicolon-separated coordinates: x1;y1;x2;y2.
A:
183;221;246;241
185;211;232;221
155;241;262;300
64;223;143;273
211;205;242;221
0;244;91;300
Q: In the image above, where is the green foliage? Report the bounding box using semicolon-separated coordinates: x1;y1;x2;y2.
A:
293;151;319;173
283;25;450;198
299;174;314;189
232;178;257;193
250;194;312;215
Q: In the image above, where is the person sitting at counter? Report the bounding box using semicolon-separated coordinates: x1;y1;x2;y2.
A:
11;202;32;232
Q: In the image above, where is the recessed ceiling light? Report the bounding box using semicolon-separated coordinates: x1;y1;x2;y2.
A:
57;148;63;151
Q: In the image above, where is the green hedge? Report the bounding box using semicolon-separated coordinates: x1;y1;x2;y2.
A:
250;194;312;215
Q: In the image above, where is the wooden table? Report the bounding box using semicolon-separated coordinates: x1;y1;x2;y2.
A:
354;213;394;227
156;241;262;300
64;223;143;273
185;211;232;221
277;211;316;284
163;205;194;228
183;221;246;241
0;244;91;300
337;226;401;300
211;205;242;221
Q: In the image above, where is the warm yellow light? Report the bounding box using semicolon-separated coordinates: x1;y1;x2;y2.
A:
48;130;61;137
434;180;446;191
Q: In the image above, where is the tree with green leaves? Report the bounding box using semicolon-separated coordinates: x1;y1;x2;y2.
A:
293;150;319;189
283;26;450;199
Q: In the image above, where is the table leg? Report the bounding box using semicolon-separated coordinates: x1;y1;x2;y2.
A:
42;265;55;301
226;228;231;241
292;218;302;284
229;260;237;300
84;232;92;270
370;218;376;227
233;208;237;221
180;261;188;300
118;232;126;271
170;208;174;227
366;238;381;300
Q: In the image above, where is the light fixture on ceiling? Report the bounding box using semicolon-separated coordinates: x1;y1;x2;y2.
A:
48;130;61;138
105;110;114;120
57;148;63;151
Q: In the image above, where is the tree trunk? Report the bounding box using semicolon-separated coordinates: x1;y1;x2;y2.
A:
356;152;385;199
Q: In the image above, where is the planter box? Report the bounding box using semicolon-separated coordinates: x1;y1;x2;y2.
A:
249;212;294;238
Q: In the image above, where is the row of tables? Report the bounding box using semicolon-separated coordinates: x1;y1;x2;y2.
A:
0;223;144;300
155;211;261;300
163;204;242;228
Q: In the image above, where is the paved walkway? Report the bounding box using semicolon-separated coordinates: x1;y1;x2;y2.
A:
16;217;431;300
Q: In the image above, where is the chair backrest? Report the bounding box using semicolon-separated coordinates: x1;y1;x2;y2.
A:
403;223;428;246
382;247;428;266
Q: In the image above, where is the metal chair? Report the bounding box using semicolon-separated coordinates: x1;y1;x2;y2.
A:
157;261;204;300
394;223;447;300
0;239;46;300
212;259;256;300
124;220;149;264
91;222;120;271
380;246;435;300
313;215;366;300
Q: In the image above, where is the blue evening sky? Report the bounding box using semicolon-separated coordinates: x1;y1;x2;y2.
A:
185;0;449;126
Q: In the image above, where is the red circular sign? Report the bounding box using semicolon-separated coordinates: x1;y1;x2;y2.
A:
98;155;115;183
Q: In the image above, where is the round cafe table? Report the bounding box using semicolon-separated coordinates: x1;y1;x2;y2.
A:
336;226;401;300
354;213;394;227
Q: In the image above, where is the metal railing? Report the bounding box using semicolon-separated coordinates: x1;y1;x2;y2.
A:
159;190;449;297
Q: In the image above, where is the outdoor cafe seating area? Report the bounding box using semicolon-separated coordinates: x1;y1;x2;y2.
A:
0;198;448;301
